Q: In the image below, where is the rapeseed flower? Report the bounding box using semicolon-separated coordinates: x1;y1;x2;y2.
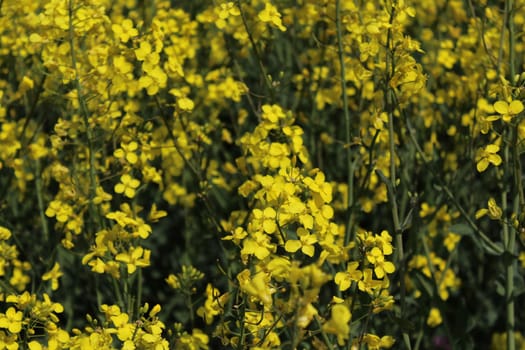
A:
475;198;503;220
114;174;141;198
475;144;502;172
0;307;23;333
492;99;524;122
284;227;317;257
258;2;286;32
426;307;442;327
42;262;63;291
335;261;362;291
115;246;151;274
322;304;351;345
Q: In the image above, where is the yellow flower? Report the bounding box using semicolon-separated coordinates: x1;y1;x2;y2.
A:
444;232;461;251
241;232;275;261
217;2;240;19
0;331;18;349
377;230;394;255
253;207;277;234
258;2;286;31
42;262;63;291
135;41;153;62
238;269;273;306
358;268;383;293
175;329;209;349
284;227;317;257
367;247;395;278
111;313;135;342
45;200;73;223
334;261;362;291
492;99;524;122
177;97;195;111
196;284;228;325
322;304;351;345
0;226;11;240
261;104;286;123
303;171;332;203
115;246;151;274
0;307;23;333
475;197;502;220
427;307;443;327
360;333;396;349
28;341;43;350
148;204;167;223
475;144;501;172
114;141;139;165
114;174;141;198
112;19;138;43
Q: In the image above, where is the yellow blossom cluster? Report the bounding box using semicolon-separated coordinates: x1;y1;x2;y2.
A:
1;0;525;349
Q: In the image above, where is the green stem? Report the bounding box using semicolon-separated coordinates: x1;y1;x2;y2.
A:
136;268;143;318
506;0;517;347
507;0;516;84
382;2;410;348
236;0;274;100
112;276;125;311
336;0;357;247
496;0;508;75
68;0;98;232
186;291;195;328
35;160;49;242
505;246;516;350
401;103;504;255
513;124;525;211
314;315;335;349
236;293;247;350
156;97;202;182
501;125;521;350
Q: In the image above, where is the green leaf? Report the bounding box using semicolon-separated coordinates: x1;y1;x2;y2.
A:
413;271;434;298
514;273;525;297
495;278;505;296
401;208;413;231
481;240;504;256
448;223;474;236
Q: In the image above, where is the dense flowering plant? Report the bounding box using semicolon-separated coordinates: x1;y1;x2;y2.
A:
0;0;525;349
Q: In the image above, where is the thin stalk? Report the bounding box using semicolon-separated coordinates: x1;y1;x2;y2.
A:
401;101;504;255
382;2;410;348
507;0;516;84
500;123;522;350
513;125;525;211
68;0;98;230
112;276;125;310
497;0;509;75
505;1;517;348
385;91;402;235
236;0;274;100
502;135;515;350
186;291;195;328
35;160;49;242
314;315;335;349
336;0;357;246
236;294;247;350
505;233;516;350
136;268;143;319
156;97;202;182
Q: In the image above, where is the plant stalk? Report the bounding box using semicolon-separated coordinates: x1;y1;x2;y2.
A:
336;0;357;247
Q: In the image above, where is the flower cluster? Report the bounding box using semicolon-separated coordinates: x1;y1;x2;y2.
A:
0;0;524;349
